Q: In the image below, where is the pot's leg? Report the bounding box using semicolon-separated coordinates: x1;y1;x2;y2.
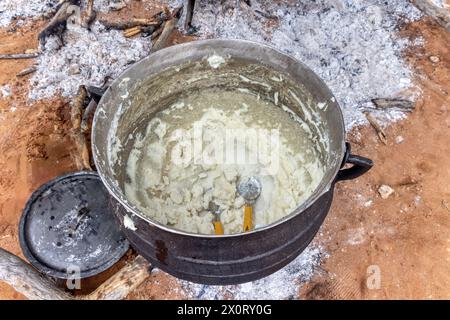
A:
184;0;195;32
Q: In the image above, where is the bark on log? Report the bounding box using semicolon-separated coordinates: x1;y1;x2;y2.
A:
0;247;73;300
83;256;151;300
1;248;151;300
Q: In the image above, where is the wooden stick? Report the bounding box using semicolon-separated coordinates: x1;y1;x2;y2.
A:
123;26;142;38
100;18;160;30
0;53;39;60
70;85;92;170
151;24;164;40
81;99;97;134
184;0;195;31
17;66;38;77
411;0;450;31
151;6;183;53
39;0;80;45
82;0;96;28
372;98;414;111
83;256;151;300
365;112;387;145
71;85;87;130
0;247;73;300
1;247;151;300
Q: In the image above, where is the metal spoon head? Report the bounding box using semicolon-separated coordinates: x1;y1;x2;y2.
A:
208;201;220;214
237;176;262;203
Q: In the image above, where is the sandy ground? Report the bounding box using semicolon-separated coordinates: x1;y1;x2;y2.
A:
0;7;449;300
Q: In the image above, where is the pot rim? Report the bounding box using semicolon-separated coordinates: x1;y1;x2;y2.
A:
92;38;346;238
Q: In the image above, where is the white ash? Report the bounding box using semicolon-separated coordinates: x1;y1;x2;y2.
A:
0;85;11;98
0;0;127;28
0;0;57;27
180;245;326;300
29;21;151;99
0;0;151;99
171;0;422;130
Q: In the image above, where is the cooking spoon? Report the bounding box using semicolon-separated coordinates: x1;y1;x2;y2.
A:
208;201;224;235
237;176;262;232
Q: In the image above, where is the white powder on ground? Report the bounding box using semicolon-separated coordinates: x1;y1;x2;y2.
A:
0;85;11;98
179;245;326;300
0;0;129;27
28;21;151;99
2;0;424;129
0;0;56;27
170;0;423;130
0;0;151;99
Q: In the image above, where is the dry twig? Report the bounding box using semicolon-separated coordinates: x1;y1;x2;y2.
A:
100;17;161;30
365;112;387;145
0;53;39;60
81;0;96;28
81;99;97;134
16;66;37;77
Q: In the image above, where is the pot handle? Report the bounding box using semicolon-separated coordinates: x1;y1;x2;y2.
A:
336;143;373;181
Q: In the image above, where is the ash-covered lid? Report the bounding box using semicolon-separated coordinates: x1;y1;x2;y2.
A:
19;171;129;279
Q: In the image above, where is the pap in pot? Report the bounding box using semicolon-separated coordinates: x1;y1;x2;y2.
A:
124;87;325;235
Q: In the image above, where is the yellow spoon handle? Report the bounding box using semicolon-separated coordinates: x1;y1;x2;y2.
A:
243;204;253;232
214;221;224;235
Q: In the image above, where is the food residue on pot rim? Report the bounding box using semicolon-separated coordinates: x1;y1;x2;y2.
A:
207;54;226;69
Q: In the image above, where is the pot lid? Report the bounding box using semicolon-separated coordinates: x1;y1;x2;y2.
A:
19;171;129;279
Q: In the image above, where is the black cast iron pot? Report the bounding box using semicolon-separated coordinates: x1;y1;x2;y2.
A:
92;39;373;285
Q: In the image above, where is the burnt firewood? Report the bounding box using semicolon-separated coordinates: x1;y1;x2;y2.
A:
372;98;414;111
100;17;164;30
184;0;196;31
39;0;81;46
151;6;183;53
81;0;96;29
86;76;112;102
151;23;164;40
81;99;97;134
71;85;87;130
70;85;91;170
